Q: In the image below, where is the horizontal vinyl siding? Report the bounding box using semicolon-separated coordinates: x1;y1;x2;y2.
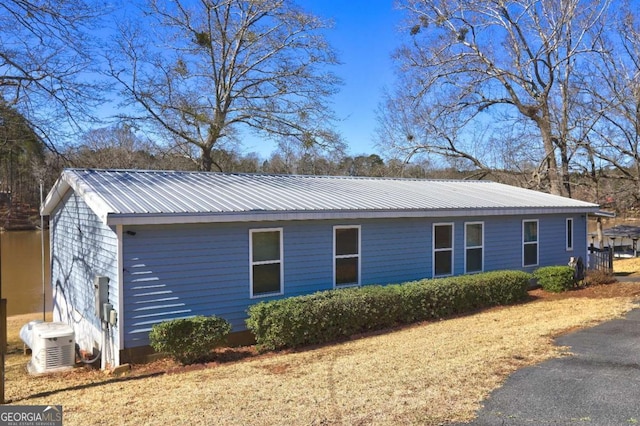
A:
362;219;430;284
539;215;587;267
484;217;524;272
122;224;248;347
574;215;588;258
282;222;333;295
120;218;447;348
50;191;119;352
482;215;588;272
121;214;588;348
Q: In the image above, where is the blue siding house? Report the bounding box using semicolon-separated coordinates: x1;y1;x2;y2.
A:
42;169;599;367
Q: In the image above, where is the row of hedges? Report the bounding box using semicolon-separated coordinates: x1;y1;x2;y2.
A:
245;270;532;351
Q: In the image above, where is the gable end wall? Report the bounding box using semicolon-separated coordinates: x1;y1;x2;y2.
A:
50;190;119;359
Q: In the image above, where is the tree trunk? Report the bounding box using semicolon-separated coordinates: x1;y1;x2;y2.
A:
200;145;213;172
596;217;604;249
559;141;572;198
538;117;565;196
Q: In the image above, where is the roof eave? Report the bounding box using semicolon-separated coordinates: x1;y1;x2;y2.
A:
107;206;601;226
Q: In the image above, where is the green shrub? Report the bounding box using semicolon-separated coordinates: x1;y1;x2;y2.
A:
533;266;575;293
149;315;231;364
246;270;532;351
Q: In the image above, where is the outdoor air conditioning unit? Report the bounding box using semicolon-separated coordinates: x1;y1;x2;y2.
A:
20;321;76;374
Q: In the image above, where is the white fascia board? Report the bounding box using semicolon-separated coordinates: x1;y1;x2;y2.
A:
41;176;71;216
593;210;616;218
106;206;601;226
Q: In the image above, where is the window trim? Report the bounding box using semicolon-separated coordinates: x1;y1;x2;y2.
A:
522;219;539;267
433;222;454;277
464;221;484;274
249;228;284;299
566;218;574;251
333;225;361;288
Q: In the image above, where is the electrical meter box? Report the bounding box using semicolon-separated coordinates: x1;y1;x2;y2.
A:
94;276;109;319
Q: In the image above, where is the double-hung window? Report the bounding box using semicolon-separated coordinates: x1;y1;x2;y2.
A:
523;220;539;267
465;222;483;273
566;218;574;251
334;226;360;287
433;223;454;276
250;228;283;298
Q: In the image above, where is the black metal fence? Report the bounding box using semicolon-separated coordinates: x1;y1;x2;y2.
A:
588;245;613;273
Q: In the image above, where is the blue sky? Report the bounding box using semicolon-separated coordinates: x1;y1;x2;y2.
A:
245;1;404;157
101;1;405;158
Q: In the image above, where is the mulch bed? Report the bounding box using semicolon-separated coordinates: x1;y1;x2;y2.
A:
529;281;640;300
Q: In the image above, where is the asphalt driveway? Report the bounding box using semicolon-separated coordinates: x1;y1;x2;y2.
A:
460;304;640;425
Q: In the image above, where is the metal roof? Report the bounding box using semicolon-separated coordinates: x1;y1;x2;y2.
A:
42;169;600;226
602;225;640;239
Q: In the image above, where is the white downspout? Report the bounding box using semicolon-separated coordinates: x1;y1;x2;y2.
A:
115;225;124;367
101;322;108;370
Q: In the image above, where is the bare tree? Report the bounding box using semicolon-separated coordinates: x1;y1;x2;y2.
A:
0;0;105;151
581;5;640;208
380;0;612;196
68;124;159;170
107;0;343;171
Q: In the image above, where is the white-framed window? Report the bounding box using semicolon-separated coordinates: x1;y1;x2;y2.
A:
334;225;361;287
523;220;539;267
566;218;574;251
433;223;454;277
465;222;484;273
250;228;283;298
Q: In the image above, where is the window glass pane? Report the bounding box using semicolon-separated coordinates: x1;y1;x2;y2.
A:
466;224;482;247
336;228;358;255
336;257;358;285
435;225;452;249
252;231;280;262
524;243;538;266
466;248;483;272
434;250;452;276
524;221;537;243
567;219;573;249
253;263;281;294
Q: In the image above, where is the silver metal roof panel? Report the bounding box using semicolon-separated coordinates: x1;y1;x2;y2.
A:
42;169;600;225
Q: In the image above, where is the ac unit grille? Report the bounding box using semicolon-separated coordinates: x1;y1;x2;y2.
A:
36;344;75;371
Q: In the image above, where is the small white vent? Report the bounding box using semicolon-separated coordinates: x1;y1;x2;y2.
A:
20;322;75;374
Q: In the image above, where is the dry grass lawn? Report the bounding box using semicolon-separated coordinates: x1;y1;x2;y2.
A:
5;277;640;425
612;256;640;276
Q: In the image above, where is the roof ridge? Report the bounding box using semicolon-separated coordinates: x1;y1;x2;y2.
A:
64;168;494;184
